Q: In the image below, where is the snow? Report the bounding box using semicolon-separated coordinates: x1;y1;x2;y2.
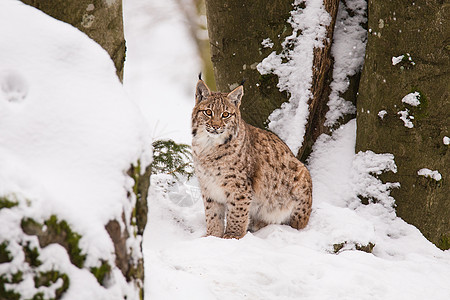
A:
0;0;150;298
444;136;450;145
350;150;400;211
257;0;331;154
392;53;415;66
261;38;274;49
392;55;404;65
143;120;450;300
378;110;387;119
402;92;421;106
122;1;450;299
417;168;442;182
2;0;450;299
325;0;367;126
398;109;414;128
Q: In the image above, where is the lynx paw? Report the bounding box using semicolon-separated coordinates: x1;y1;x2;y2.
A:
223;232;245;239
205;232;224;238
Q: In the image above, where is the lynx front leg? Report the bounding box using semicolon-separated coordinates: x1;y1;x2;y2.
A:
223;195;251;239
204;197;226;237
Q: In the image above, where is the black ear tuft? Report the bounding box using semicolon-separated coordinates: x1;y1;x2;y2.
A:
198;72;202;80
240;78;247;86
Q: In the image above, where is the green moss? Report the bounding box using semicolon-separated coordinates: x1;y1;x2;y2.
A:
23;241;42;267
0;242;12;263
126;259;144;283
130;207;138;237
21;216;86;268
128;161;141;197
44;216;86;268
31;292;45;300
0;272;22;300
34;270;70;299
90;260;111;286
437;234;450;250
11;271;23;284
127;160;151;236
0;196;18;209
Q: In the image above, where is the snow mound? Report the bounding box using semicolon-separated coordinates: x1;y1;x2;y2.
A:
0;1;150;298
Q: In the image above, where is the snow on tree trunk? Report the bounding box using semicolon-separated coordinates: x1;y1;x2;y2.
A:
21;0;126;82
296;0;339;161
356;0;449;249
0;2;151;299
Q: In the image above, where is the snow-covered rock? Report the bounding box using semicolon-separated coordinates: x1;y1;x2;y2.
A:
0;1;151;299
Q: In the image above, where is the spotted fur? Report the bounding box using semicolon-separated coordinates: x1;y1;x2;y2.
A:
192;80;312;239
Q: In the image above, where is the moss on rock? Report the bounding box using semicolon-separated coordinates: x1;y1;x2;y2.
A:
21;215;86;268
0;274;21;300
437;234;450;251
127;160;151;236
34;270;70;299
23;241;42;267
0;197;18;210
90;260;111;286
0;242;12;264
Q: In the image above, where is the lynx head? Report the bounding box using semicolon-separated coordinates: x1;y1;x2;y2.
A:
192;79;243;144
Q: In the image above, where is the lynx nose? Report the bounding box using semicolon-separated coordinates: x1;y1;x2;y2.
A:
211;124;221;130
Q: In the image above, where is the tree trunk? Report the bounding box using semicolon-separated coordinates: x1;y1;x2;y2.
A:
204;0;293;129
356;0;449;249
205;0;342;164
297;0;340;161
21;0;126;82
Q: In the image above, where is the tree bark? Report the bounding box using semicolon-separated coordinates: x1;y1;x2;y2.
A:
297;0;340;161
21;0;126;82
204;0;293;129
356;0;449;249
205;0;342;163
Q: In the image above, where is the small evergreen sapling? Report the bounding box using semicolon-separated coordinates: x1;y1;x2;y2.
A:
151;140;194;180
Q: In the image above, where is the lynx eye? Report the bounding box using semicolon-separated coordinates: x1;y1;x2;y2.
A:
221;111;231;118
203;109;213;117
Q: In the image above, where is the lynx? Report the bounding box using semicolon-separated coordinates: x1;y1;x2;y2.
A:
191;78;312;239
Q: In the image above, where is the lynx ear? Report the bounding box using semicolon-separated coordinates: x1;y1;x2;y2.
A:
227;85;244;107
195;80;211;104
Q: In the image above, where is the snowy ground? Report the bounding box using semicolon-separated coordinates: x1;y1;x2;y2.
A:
5;0;445;299
124;1;450;300
2;1;447;299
